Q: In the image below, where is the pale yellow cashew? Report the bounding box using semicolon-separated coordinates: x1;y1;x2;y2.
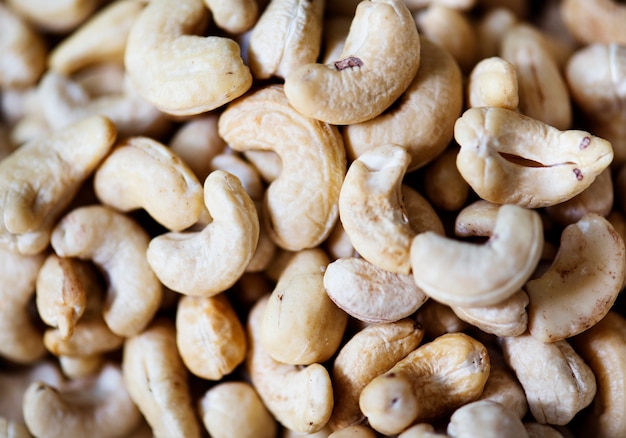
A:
329;426;377;438
284;0;420;125
560;0;626;45
0;418;32;438
467;56;518;110
203;0;258;34
6;0;103;33
124;0;252;116
147;170;259;296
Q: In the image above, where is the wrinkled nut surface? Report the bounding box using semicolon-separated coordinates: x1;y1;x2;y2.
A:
219;85;345;251
411;204;543;307
447;400;528;438
454;107;614;208
526;213;626;342
359;332;490;435
284;0;420;125
324;257;428;323
124;0;252;116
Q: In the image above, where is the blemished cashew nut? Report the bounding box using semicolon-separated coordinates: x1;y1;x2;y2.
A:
124;0;252;116
284;0;420;125
248;0;325;80
423;146;470;212
0;115;116;255
454;107;614;208
203;0;258;34
500;333;597;425
94;136;204;231
6;0;102;33
48;0;146;75
560;0;626;45
328;425;377;438
343;37;462;172
467;56;518;110
261;248;348;365
247;295;334;434
218;85;346;251
446;400;528;438
22;363;142;438
123;318;202;438
329;319;424;431
359;332;490;435
51;205;162;337
199;381;277;438
398;424;449;438
411;204;543;307
176;294;246;380
147;170;259;296
0;418;31;438
525;213;626;343
323;257;429;324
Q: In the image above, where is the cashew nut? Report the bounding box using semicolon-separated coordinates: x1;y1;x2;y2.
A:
560;0;626;45
467;56;519;110
398;424;449;438
447;400;528;438
203;0;258;34
210;152;265;202
6;0;102;33
415;300;470;340
454;199;501;238
328;426;377;438
0;418;31;438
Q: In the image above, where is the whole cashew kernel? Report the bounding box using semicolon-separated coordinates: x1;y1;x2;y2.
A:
284;0;420;125
454;200;501;238
203;0;259;34
467;56;519;110
447;400;528;438
6;0;102;33
560;0;626;45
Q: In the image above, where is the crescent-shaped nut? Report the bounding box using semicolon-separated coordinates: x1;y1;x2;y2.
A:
454;107;614;208
283;0;420;125
560;0;626;45
218;84;346;251
411;204;543;307
124;0;252;116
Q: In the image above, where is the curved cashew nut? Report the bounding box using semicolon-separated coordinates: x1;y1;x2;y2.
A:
218;84;346;251
526;213;626;342
411;204;543;307
94;136;204;231
124;0;252;116
0;115;116;255
147;169;259;296
51;205;162;337
284;0;420;125
454;107;614;208
560;0;626;45
447;400;528;438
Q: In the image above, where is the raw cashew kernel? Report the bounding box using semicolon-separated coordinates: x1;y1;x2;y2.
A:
43;317;124;360
0;418;31;438
284;0;420;125
203;0;259;34
328;425;377;438
423;146;470;212
467;56;519;110
398;424;449;438
454;200;501;238
6;0;102;33
447;400;528;438
560;0;626;45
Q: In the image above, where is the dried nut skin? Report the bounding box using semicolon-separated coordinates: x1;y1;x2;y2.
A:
124;0;252;116
343;37;462;171
447;400;528;438
261;248;348;365
203;0;258;34
500;334;597;425
359;332;490;435
0;115;116;255
147;170;259;296
526;213;626;342
51;205;162;337
218;85;346;251
122;319;201;438
560;0;626;45
467;56;519;110
324;257;428;323
94;136;204;231
454;107;614;208
284;0;420;125
329;319;425;430
411;204;543;307
176;294;246;380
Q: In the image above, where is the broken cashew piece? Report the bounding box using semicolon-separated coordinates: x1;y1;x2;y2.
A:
284;0;420;125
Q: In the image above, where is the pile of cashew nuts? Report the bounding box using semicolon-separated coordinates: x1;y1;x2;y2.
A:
1;0;626;437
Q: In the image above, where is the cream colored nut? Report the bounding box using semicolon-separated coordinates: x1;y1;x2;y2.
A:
199;381;276;438
343;37;462;172
454;200;500;238
124;0;252;116
404;0;476;11
524;423;564;438
23;363;141;438
475;7;518;60
560;0;626;45
51;205;162;337
526;213;625;343
243;150;283;184
72;63;126;95
210;152;264;201
0;115;116;255
467;57;518;110
58;355;105;379
328;425;377;438
245;201;277;273
43;317;124;358
248;0;324;80
324;220;357;260
476;0;528;17
0;418;31;438
147;170;259;296
447;400;528;438
218;85;345;251
261;248;348;365
203;0;258;34
48;0;146;75
94;136;204;231
321;16;351;65
281;427;333;438
284;0;420;125
247;295;334;434
7;0;102;33
329;319;424;430
123;318;201;438
411;204;543;307
423;146;470;212
500;334;596;425
415;300;470;339
398;424;449;438
176;294;246;380
324;257;428;324
500;24;571;130
454;107;614;208
360;332;490;435
0;4;46;89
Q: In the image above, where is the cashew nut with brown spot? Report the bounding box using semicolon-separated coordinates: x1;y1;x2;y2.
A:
447;400;528;438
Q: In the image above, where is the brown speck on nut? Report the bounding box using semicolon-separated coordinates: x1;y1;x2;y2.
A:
574;168;584;181
579;136;591;149
334;56;364;71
